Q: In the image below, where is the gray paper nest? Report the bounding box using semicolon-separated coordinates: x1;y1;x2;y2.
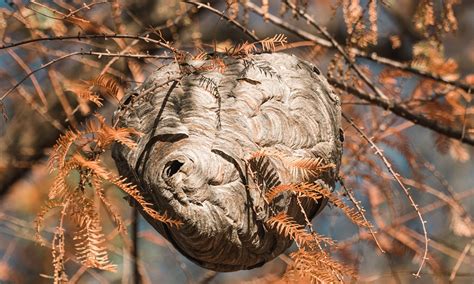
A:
112;53;343;272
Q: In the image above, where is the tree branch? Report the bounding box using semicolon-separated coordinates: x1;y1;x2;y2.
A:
284;0;390;101
330;78;474;146
342;113;429;278
184;1;259;41
0;33;176;53
245;1;473;93
1;51;172;102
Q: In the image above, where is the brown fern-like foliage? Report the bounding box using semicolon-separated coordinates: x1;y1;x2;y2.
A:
250;148;335;180
265;182;324;203
262;179;367;282
227;34;287;56
35;114;181;282
266;182;370;228
253;149;360;282
309;184;369;228
265;201;355;282
66;74;126;115
68;190;116;271
267;212;314;247
267;212;335;248
247;153;281;196
286;248;356;283
286;157;335;180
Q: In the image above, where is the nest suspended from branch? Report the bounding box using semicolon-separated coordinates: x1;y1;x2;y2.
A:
112;53;343;272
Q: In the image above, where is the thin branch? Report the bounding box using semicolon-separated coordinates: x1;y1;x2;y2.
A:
184;1;259;41
64;1;110;19
100;7;194;76
3;73;65;131
331;79;474;146
395;189;474;225
342;113;429;278
27;0;101;22
197;271;218;284
23;44;126;78
1;52;73;101
390;174;472;226
0;33;176;52
420;159;471;220
1;51;172;101
402;227;473;267
131;207;140;284
449;241;472;282
244;1;473;93
48;68;78;129
338;176;385;253
295;197;322;250
6;49;48;106
284;0;389;101
88;51;173;60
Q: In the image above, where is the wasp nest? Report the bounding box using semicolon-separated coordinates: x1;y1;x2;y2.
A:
112;53;342;271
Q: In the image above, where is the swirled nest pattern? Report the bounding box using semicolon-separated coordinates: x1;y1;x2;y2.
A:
112;53;343;271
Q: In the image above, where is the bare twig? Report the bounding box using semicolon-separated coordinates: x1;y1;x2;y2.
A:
100;7;193;76
65;1;110;19
6;49;48;106
396;189;474;225
402;227;473;267
244;1;473;93
1;52;78;101
449;241;472;282
27;0;105;21
131;207;140;284
342;113;429;278
0;33;176;52
4;73;65;131
338;176;385;253
1;51;172;102
420;159;471;220
184;1;259;41
391;175;472;227
331;79;474;146
48;69;78;129
283;0;390;102
197;271;218;284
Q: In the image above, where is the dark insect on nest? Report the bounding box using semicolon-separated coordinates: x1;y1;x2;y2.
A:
112;52;343;271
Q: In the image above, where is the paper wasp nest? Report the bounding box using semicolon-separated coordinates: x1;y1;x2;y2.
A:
112;53;342;271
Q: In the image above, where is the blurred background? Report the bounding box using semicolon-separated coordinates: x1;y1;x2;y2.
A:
0;0;473;283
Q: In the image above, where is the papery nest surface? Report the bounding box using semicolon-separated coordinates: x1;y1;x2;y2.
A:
112;53;343;271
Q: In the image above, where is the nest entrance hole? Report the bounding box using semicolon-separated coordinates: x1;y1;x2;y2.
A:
165;160;184;177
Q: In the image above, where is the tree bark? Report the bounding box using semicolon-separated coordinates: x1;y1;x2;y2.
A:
112;53;343;271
